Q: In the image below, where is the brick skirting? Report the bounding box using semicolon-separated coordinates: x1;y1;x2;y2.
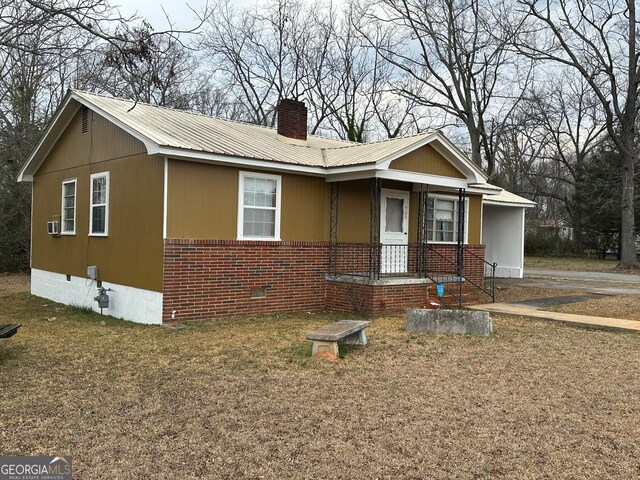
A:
325;279;435;314
163;239;328;321
162;240;486;322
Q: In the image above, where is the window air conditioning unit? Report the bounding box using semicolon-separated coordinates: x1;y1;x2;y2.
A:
47;221;59;235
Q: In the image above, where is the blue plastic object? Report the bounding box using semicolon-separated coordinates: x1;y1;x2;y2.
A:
436;284;445;297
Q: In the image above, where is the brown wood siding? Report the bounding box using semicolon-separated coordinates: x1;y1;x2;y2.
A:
281;174;329;241
166;160;330;241
390;145;466;179
31;109;164;292
336;179;371;243
467;194;482;244
166;160;238;239
38;109;146;174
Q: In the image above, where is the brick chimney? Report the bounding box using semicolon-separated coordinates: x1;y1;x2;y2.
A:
277;98;307;141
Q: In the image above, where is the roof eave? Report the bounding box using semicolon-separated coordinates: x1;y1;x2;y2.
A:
18;90;162;182
18;91;77;182
484;199;536;208
156;146;328;175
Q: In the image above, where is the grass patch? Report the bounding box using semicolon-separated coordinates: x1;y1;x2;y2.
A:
548;295;640;321
1;277;640;478
525;255;621;272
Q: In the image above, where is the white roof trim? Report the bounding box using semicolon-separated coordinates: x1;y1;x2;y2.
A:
484;199;536;208
374;131;486;184
75;93;159;152
467;187;502;195
430;132;488;181
18;95;78;182
372;132;438;168
18;91;160;182
157;146;327;176
376;170;468;188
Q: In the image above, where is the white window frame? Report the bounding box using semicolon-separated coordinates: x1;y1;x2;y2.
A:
427;194;469;244
89;171;110;236
237;171;281;241
60;178;77;235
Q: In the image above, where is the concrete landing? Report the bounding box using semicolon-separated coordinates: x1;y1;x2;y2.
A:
468;303;640;332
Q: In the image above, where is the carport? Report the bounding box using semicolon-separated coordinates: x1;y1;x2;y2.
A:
482;189;535;278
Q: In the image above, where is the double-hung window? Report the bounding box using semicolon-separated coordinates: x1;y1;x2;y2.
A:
90;172;109;236
61;179;77;235
426;195;468;243
238;171;281;240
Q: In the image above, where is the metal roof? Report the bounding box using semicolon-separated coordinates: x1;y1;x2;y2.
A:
18;90;488;184
483;186;536;207
73;91;350;167
73;91;485;175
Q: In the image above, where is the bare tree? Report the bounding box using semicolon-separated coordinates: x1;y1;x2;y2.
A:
494;70;607;253
202;0;318;126
188;76;247;119
0;11;94;270
372;94;428;138
516;0;639;268
355;0;531;175
0;0;206;270
319;5;386;141
92;26;198;108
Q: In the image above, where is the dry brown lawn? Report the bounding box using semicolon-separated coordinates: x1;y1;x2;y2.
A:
1;276;640;479
0;273;30;293
549;295;640;322
524;256;624;273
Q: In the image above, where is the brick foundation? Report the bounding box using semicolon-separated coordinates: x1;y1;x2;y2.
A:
325;279;435;314
162;240;487;322
163;239;328;321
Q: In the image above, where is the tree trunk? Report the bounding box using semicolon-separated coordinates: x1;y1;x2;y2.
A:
469;128;483;172
617;147;638;268
616;0;639;269
571;217;583;256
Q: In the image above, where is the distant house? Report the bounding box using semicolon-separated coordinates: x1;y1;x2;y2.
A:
528;219;574;240
18;91;533;324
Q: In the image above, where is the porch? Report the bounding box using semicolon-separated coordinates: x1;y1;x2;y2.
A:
325;178;497;308
326;242;496;308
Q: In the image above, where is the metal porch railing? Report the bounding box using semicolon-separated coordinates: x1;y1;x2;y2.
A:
328;242;497;305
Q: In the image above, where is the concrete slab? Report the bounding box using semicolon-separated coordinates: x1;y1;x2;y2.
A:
468;303;640;332
406;309;492;336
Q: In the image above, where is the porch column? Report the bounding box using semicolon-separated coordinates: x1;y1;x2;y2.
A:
369;177;381;280
328;182;339;275
457;188;466;277
417;184;429;277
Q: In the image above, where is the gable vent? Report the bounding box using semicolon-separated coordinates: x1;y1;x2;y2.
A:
81;106;88;134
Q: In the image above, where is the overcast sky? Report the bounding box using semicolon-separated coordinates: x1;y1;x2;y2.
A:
114;0;238;30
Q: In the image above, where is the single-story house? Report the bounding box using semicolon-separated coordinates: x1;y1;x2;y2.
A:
18;91;533;324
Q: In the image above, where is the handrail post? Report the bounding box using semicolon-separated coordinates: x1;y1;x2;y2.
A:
492;262;497;302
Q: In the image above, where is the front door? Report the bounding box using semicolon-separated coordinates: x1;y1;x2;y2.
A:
380;189;410;274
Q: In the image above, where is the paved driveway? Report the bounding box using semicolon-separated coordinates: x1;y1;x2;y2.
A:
497;268;640;297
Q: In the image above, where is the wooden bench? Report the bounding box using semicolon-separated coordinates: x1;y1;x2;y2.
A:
0;324;21;339
306;320;370;357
